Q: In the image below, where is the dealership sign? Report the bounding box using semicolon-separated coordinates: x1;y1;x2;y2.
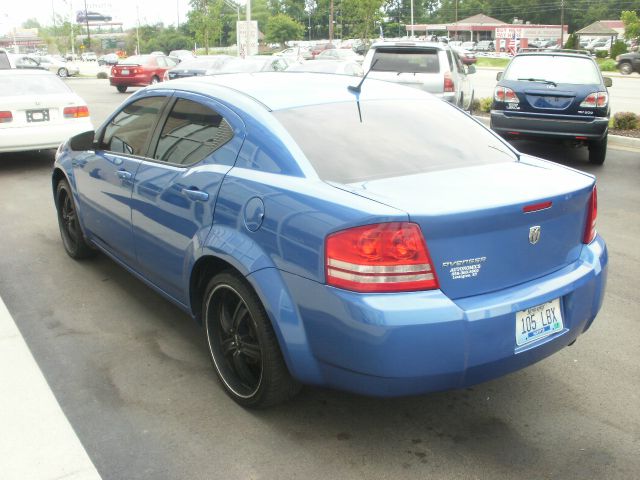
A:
496;27;564;39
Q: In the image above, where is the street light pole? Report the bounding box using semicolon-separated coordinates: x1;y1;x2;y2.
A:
83;0;91;50
246;0;251;56
560;0;565;47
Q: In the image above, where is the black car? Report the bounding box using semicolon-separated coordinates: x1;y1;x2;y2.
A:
490;50;612;165
76;11;112;23
616;51;640;75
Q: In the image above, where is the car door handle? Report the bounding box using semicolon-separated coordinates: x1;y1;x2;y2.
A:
115;170;133;180
182;188;209;202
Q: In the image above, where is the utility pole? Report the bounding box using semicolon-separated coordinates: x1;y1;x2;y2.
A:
455;0;458;41
329;0;334;43
246;0;251;56
560;0;565;47
410;0;414;38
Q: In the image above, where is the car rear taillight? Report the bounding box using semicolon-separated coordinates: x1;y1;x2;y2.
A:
0;111;12;123
494;86;518;103
444;72;455;93
583;186;597;244
580;91;608;108
325;222;439;293
63;106;90;118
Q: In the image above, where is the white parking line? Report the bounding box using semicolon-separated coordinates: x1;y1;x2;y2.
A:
0;296;102;480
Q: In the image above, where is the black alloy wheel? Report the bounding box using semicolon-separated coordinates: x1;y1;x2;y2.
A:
203;272;300;408
56;180;96;259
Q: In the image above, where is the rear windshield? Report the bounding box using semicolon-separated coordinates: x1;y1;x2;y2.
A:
504;55;601;84
371;48;440;74
275;100;515;184
119;55;151;65
0;74;71;96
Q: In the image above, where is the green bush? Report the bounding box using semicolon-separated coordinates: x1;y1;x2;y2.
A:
96;71;108;79
470;98;481;113
599;59;617;71
595;50;608;58
610;40;628;58
564;33;578;50
612;112;639;130
480;97;493;113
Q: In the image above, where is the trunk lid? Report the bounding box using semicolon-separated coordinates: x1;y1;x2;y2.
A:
346;158;594;299
0;94;83;128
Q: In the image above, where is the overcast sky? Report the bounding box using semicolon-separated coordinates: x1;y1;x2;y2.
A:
0;0;200;33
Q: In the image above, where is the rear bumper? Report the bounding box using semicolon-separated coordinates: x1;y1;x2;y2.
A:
250;235;607;397
490;110;609;141
0;120;93;153
109;74;152;87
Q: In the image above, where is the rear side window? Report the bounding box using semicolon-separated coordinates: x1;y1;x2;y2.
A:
371;48;440;74
275;100;515;184
153;98;233;166
102;96;166;156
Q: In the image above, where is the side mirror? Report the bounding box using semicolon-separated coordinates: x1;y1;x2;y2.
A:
467;65;476;74
69;130;97;151
496;71;503;81
603;77;613;87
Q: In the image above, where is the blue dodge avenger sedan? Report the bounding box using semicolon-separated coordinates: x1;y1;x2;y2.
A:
53;73;607;408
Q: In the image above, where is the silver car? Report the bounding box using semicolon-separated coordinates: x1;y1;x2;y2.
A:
29;55;80;78
362;41;475;111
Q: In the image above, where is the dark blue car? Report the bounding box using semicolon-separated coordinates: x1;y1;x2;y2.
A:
490;50;612;165
53;73;607;408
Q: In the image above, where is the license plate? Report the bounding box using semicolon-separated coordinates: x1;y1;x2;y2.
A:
515;298;563;346
121;69;129;75
26;109;49;122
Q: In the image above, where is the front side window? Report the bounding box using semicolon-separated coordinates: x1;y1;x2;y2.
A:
153;98;233;166
102;96;167;156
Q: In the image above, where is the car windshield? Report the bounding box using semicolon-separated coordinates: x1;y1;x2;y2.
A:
275;99;515;183
119;55;151;65
370;48;440;74
504;55;601;85
0;73;71;96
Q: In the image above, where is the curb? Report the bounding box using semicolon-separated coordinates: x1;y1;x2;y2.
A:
473;115;640;150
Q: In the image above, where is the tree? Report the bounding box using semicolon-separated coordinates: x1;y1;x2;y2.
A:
22;18;41;29
265;13;304;46
622;11;640;42
342;0;384;42
188;0;224;53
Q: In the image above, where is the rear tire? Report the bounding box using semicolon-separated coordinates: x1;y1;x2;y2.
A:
619;62;632;75
116;85;127;93
202;271;300;408
588;135;607;165
55;179;97;259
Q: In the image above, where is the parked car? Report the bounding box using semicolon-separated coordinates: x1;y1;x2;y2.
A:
0;48;10;69
316;48;364;63
110;54;178;92
474;40;495;52
81;52;97;62
362;41;475;111
164;55;233;80
76;10;112;23
310;43;336;58
217;56;290;73
169;50;196;61
0;69;92;153
491;50;612;164
274;46;312;61
452;47;477;65
28;55;79;77
461;41;476;50
98;53;119;66
586;38;609;52
52;72;607;408
616;51;640;75
9;54;47;71
286;60;363;76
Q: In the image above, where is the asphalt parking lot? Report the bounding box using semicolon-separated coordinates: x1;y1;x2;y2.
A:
1;78;639;480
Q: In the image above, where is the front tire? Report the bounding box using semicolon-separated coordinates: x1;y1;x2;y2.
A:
55;179;96;259
116;85;127;93
57;67;69;78
619;62;632;75
588;135;607;165
203;272;300;408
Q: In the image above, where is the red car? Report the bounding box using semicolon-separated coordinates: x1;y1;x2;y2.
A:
110;55;178;93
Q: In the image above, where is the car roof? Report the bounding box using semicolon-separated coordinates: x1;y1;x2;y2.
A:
370;41;446;50
514;50;594;59
152;72;432;111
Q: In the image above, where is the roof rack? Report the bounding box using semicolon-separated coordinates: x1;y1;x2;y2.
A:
519;48;590;55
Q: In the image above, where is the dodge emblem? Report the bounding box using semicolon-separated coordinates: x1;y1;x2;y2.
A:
529;226;541;245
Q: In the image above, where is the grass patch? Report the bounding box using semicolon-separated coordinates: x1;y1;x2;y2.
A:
476;57;510;68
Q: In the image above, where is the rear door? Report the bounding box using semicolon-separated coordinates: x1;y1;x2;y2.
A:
130;92;245;303
74;94;170;264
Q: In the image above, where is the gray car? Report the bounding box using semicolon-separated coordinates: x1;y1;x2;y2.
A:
362;41;475;111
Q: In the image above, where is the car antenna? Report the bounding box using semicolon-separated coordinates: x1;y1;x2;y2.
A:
348;59;378;123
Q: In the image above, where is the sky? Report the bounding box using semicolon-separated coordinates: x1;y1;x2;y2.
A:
0;0;199;33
